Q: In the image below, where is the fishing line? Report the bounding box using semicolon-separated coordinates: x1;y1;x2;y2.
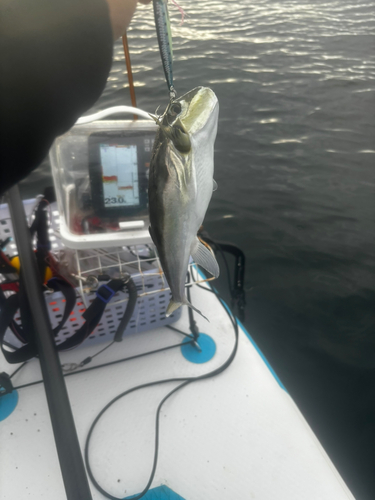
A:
62;340;117;373
84;284;238;500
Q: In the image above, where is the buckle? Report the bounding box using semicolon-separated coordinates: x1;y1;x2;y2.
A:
96;284;116;304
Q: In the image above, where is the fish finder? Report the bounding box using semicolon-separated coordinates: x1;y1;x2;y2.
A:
88;131;152;218
50;111;157;249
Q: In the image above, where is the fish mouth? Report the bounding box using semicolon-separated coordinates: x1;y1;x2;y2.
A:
153;87;218;126
164;87;218;136
176;86;214;105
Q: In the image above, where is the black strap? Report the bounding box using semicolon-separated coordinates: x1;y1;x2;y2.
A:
47;277;78;338
29;199;50;283
0;293;47;364
0;284;25;343
54;279;125;351
114;276;138;342
0;199;53;346
0;278;75;363
16;272;37;344
0;278;125;363
198;231;246;323
0;198;126;363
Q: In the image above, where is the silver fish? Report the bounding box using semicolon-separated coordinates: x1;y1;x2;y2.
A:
148;86;220;319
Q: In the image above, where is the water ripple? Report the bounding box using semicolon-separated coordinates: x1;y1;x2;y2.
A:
89;0;375;313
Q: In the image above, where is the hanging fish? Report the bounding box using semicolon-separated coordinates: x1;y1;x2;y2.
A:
153;0;175;97
148;87;220;319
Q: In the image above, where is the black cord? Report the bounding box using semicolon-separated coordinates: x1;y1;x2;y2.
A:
186;271;199;339
84;284;238;500
166;324;195;339
5;340;194;394
74;340;116;370
9;361;27;379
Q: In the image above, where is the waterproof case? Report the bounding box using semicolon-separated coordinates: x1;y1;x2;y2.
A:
49;109;157;249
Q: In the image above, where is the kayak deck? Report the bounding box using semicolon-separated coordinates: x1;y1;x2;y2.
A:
0;282;354;499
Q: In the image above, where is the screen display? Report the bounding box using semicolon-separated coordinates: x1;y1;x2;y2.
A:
89;130;153;218
100;143;139;208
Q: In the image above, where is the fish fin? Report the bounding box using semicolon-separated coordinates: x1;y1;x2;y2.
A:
191;238;220;278
166;297;209;322
213;179;218;191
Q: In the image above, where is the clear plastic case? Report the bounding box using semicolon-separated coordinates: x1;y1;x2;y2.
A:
49;116;157;249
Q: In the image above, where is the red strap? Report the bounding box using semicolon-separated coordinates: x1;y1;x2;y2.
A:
0;282;19;292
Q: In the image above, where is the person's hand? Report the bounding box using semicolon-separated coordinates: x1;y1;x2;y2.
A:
106;0;152;40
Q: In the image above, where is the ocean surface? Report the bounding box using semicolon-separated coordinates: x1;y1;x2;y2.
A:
20;0;375;498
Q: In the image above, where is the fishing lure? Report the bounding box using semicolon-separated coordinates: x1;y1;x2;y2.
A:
153;0;176;99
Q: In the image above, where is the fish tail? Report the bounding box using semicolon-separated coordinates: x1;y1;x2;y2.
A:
166;299;183;317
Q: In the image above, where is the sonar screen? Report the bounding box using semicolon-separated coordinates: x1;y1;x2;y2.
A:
89;131;153;218
100;144;140;208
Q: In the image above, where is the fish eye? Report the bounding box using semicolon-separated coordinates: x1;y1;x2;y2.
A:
168;102;181;117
